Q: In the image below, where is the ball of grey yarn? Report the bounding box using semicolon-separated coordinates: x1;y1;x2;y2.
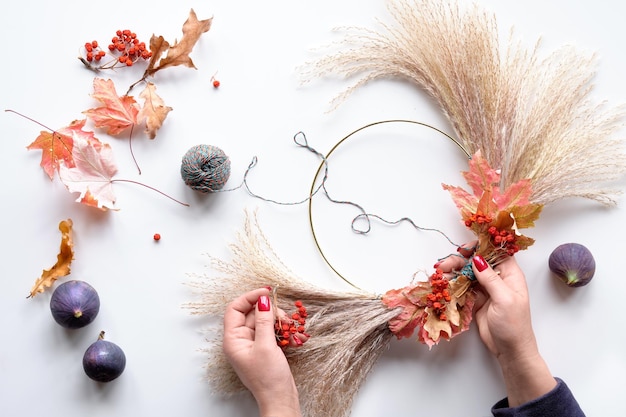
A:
180;144;231;193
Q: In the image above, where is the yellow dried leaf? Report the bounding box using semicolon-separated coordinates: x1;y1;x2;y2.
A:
27;219;74;298
138;82;173;139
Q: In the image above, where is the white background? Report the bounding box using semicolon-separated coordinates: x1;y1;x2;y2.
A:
1;1;625;416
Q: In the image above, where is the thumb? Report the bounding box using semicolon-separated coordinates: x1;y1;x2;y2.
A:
472;255;506;300
255;294;277;344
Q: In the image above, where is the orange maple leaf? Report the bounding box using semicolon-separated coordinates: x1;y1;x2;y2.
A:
83;78;140;135
26;119;103;180
58;130;118;210
137;82;172;139
146;9;212;76
28;219;74;298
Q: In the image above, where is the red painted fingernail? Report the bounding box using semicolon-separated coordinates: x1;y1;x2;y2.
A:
473;255;488;272
264;286;272;291
257;295;271;311
433;261;442;268
294;337;303;346
303;333;311;338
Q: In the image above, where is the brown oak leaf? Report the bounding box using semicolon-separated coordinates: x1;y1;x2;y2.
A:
146;9;212;76
137;82;172;139
28;219;74;298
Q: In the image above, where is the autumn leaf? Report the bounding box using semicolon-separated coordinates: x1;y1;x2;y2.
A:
58;131;118;210
383;270;477;348
137;82;172;139
146;9;212;76
26;119;104;180
444;151;542;229
28;219;74;298
462;150;500;197
83;78;140;135
382;283;429;339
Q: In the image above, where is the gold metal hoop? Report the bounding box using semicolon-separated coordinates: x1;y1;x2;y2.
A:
307;119;470;290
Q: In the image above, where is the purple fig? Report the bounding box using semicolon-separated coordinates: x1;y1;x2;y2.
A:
548;243;595;287
83;331;126;382
50;280;100;328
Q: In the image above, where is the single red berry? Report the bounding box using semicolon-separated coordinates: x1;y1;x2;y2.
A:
212;79;220;88
153;233;161;241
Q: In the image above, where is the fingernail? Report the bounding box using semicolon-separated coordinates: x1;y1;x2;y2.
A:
473;255;488;272
294;337;303;346
264;286;272;291
303;333;311;338
257;295;271;311
433;261;442;268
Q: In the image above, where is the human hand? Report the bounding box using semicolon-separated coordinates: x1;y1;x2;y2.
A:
437;250;535;359
222;287;303;417
438;250;556;406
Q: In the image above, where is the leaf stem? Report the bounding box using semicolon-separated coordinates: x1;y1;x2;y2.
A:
128;124;141;175
5;109;56;132
112;179;189;206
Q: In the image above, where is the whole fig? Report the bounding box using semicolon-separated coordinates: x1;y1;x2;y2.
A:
548;243;595;287
83;331;126;382
50;280;100;329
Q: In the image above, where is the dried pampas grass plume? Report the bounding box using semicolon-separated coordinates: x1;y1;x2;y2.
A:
300;0;626;206
186;211;399;417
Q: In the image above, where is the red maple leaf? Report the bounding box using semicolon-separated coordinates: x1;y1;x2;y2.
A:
83;78;140;135
26;119;103;180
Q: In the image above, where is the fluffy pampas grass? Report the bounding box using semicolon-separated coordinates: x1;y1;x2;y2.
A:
300;0;626;206
186;212;400;417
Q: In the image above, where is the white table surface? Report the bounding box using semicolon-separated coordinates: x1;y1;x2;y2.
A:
1;1;625;416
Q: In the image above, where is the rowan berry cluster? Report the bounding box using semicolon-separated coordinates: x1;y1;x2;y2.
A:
274;300;308;348
464;211;520;256
426;269;452;321
487;226;520;256
464;211;492;228
83;41;106;63
81;29;152;69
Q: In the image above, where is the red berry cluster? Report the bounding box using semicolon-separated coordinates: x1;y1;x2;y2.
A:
464;211;520;256
426;269;451;321
82;29;152;69
464;211;492;228
487;226;520;256
274;300;308;348
107;29;152;67
83;41;106;63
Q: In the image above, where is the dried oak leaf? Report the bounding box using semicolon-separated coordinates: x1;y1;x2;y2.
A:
145;9;212;76
59;130;118;210
28;219;74;298
83;78;140;135
26;119;102;180
137;82;172;139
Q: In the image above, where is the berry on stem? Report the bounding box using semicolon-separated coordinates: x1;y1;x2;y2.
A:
275;300;309;349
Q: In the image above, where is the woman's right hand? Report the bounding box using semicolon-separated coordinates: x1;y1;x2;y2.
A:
439;252;557;406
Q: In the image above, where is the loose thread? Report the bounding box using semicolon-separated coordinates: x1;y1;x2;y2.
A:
183;120;470;289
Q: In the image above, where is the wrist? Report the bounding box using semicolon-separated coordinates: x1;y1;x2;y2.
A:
497;348;557;407
257;384;302;417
